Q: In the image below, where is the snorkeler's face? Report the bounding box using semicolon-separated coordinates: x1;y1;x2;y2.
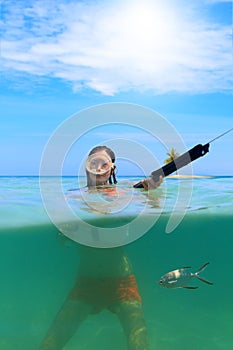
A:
86;151;112;185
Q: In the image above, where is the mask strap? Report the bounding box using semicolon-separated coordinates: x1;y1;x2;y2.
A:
108;165;117;185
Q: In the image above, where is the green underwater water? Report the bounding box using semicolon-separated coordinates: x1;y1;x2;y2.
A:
0;213;232;350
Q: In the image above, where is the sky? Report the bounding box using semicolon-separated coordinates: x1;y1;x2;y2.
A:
0;0;232;176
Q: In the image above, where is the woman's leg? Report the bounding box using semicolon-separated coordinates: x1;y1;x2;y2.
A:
39;299;92;350
110;301;150;350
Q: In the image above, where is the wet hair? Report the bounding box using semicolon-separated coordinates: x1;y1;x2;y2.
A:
87;146;117;186
88;146;115;163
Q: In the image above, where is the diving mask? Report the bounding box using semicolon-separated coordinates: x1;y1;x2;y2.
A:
86;153;113;175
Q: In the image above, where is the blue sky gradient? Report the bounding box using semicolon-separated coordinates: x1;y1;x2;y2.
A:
1;0;232;176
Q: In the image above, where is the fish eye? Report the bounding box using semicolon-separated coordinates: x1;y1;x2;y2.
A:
159;280;163;284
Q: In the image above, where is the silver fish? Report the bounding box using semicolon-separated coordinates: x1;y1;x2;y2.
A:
158;262;213;289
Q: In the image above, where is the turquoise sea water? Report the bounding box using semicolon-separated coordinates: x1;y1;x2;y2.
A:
0;176;232;350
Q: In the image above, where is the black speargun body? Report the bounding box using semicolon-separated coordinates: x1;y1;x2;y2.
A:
133;128;233;188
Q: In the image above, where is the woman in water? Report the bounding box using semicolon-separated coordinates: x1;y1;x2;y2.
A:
39;146;162;350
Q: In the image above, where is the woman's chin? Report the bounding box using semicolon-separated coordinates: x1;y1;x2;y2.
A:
91;175;109;185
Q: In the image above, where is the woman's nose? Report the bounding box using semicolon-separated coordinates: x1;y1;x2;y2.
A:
96;163;102;171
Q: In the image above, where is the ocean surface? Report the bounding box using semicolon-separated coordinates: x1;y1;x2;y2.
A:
0;176;232;350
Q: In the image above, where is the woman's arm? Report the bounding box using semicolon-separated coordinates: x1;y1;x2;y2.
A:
140;175;163;191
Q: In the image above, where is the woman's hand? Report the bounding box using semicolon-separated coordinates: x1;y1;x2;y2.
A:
141;175;163;190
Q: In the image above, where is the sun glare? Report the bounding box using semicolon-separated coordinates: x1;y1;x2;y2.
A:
121;2;176;50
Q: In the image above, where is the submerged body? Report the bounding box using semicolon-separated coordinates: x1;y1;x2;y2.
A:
39;244;149;350
158;262;213;289
39;146;163;350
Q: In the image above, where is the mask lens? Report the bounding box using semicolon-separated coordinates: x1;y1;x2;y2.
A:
86;153;112;175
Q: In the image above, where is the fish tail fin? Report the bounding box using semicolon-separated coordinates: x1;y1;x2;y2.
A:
195;262;213;285
195;262;210;274
196;275;213;285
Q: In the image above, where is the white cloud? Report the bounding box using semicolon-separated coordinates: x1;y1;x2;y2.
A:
1;0;232;95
